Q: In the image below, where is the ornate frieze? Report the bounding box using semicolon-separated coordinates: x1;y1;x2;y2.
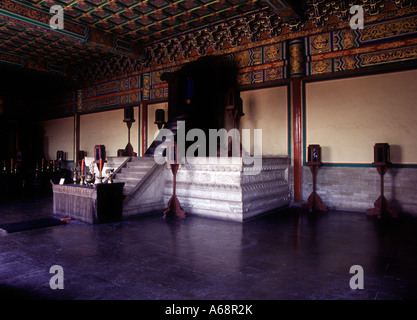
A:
142;10;284;67
360;44;417;65
308;40;417;75
307;15;417;54
76;54;143;83
360;15;417;41
306;14;417;75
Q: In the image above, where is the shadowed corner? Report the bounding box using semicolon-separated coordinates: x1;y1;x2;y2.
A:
388;145;403;214
0;284;49;300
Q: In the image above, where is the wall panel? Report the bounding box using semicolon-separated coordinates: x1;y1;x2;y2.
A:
240;86;289;156
305;69;417;164
41;117;74;161
147;102;168;149
80;108;139;158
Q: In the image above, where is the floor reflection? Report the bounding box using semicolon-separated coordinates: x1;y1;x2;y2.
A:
1;198;416;300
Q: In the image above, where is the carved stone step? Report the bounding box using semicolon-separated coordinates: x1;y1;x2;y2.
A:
125;163;155;170
116;171;148;179
130;157;155;162
113;179;138;188
122;186;134;196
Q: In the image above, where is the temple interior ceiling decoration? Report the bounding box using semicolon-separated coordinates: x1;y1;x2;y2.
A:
1;0;417;82
0;0;299;72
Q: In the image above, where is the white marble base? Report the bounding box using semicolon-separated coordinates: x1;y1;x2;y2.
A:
164;157;291;221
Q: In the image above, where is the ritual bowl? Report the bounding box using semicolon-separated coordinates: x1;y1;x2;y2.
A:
85;173;95;185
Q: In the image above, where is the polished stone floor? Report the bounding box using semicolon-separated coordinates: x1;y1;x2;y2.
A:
1;195;417;300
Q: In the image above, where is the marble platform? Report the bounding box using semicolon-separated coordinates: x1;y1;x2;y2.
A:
163;157;291;221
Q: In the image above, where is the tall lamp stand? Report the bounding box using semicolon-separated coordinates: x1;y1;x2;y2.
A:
123;107;137;157
304;145;328;212
163;142;186;219
366;143;398;218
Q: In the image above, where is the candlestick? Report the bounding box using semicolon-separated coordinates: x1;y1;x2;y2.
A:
97;159;103;184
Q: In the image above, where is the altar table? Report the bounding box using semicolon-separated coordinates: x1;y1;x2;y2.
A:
52;183;124;224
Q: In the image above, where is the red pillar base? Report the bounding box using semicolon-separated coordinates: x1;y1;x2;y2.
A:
366;195;398;219
303;164;328;213
367;164;398;219
303;191;328;212
163;164;186;219
163;195;186;219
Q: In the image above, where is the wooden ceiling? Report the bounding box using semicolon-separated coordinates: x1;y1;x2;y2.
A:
2;0;414;79
17;0;293;41
0;0;301;72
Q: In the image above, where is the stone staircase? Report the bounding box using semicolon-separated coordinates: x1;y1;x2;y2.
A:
112;156;157;196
